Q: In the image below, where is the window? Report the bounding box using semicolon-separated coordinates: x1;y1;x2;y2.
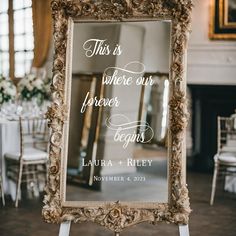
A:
0;1;9;77
0;0;34;79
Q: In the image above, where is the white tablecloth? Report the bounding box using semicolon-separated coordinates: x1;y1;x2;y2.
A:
0;119;20;200
0;119;45;200
224;165;236;193
225;174;236;192
223;140;236;193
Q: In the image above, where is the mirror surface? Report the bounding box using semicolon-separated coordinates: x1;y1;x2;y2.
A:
66;21;171;202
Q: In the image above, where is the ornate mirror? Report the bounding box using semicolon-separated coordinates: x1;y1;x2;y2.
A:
43;0;193;234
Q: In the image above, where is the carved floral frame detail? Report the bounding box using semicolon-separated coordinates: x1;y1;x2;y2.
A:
43;0;193;233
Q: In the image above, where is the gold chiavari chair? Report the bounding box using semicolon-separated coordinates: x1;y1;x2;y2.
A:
32;118;49;151
210;116;236;205
5;117;49;207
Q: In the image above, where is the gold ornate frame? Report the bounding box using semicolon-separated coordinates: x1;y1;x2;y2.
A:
43;0;193;233
219;0;236;28
209;0;236;39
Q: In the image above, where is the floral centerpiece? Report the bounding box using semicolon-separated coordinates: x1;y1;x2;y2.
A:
0;75;17;104
18;74;51;105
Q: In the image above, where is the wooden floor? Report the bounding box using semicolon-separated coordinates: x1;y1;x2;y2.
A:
0;172;236;236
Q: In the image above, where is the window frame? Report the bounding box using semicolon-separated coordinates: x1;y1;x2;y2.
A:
0;0;34;80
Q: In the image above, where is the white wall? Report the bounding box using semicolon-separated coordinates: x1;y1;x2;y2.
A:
187;0;236;85
141;21;171;72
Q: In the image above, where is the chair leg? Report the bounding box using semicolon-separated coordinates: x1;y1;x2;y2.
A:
25;165;31;195
36;165;41;192
210;162;219;206
45;162;48;184
0;176;5;206
32;165;38;197
15;163;23;208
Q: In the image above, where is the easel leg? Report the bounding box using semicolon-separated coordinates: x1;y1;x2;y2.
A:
179;224;189;236
59;221;71;236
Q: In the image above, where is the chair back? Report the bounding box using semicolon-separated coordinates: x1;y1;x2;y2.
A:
217;116;236;154
19;117;49;160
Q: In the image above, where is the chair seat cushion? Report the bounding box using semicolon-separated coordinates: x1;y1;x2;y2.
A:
5;147;48;161
218;152;236;163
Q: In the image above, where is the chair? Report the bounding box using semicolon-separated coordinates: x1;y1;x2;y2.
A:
210;116;236;205
5;117;49;207
0;172;5;206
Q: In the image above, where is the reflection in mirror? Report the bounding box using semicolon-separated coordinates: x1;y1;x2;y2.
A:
66;21;171;202
138;73;169;146
67;73;103;186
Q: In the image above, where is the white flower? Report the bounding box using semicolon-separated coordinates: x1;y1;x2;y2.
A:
7;87;16;96
45;84;51;94
28;74;36;81
33;78;43;90
26;83;33;91
0;78;16;103
18;78;27;87
1;80;9;90
17;73;51;101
